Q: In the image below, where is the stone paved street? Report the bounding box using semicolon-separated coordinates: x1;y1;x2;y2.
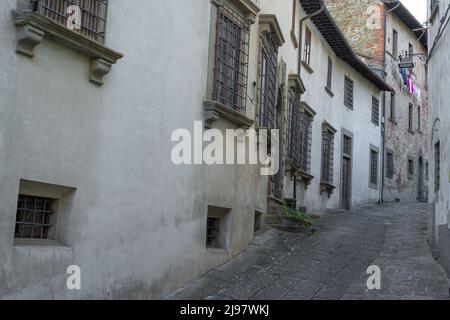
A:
166;202;450;300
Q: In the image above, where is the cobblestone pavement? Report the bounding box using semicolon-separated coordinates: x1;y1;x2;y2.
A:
166;202;450;300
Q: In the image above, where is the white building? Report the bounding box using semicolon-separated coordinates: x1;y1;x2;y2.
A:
0;0;391;299
427;0;450;276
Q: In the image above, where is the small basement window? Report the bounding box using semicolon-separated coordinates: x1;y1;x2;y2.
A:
205;205;231;250
254;211;262;233
15;195;56;240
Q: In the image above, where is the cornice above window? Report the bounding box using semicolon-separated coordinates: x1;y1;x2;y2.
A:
259;14;285;47
288;74;306;95
322;121;337;135
12;10;123;86
300;101;316;120
211;0;260;24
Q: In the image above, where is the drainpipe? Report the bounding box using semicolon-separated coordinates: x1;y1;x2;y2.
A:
293;0;325;206
297;0;325;77
380;1;400;204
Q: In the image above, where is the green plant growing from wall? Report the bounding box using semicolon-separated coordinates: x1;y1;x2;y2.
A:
282;202;313;228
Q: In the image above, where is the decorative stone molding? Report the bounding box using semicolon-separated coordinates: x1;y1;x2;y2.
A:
288;74;306;94
211;0;260;24
322;121;337;135
204;100;254;128
259;14;285;47
15;24;44;58
300;101;317;119
12;10;123;85
320;181;336;198
297;170;314;189
90;59;112;86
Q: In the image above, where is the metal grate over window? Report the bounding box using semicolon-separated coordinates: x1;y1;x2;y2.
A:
343;135;352;157
372;97;380;126
206;218;220;248
32;0;108;43
288;92;312;173
303;27;312;65
370;150;378;186
321;129;335;184
344;76;354;109
258;31;278;129
15;195;55;239
213;4;250;114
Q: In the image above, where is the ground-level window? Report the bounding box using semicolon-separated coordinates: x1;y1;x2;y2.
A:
206;218;220;248
15;195;55;239
369;146;379;189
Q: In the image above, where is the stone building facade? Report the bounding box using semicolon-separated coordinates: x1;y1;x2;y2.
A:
0;0;391;299
427;0;450;276
326;0;430;203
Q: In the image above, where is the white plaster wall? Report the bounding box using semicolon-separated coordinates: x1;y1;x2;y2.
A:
427;0;450;273
0;0;221;299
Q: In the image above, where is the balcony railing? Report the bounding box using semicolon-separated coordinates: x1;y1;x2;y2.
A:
32;0;108;43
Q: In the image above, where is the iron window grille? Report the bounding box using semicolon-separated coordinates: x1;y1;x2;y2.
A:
386;151;395;179
372;97;380;126
258;32;278;129
15;195;55;239
32;0;108;43
343;135;352;157
344;76;354;109
303;27;312;65
213;4;250;114
370;150;379;186
321;129;335;185
288;92;312;173
206;217;221;248
408;159;414;177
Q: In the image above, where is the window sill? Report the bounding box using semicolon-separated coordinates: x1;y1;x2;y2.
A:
389;118;398;125
301;60;314;74
369;184;379;191
372;121;380;127
325;86;334;97
14;239;71;250
296;170;314;189
290;30;299;49
12;10;124;86
320;182;335;198
408;129;415;135
204;100;254;128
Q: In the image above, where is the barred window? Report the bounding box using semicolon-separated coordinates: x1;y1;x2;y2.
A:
213;4;250;114
15;195;55;239
258;32;278;128
326;57;333;90
343;135;352;157
370;148;379;187
372;97;380;126
344;76;354;109
33;0;108;43
303;26;312;65
321;126;335;185
386;150;395;179
206;218;220;248
288;93;313;173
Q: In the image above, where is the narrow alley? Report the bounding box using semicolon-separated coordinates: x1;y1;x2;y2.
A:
166;202;449;300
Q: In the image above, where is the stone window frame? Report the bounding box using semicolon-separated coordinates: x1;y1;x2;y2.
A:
369;144;379;190
12;0;123;85
408;103;415;133
390;92;397;124
205;205;232;251
14;179;76;247
256;14;285;129
204;0;260;129
392;29;398;58
320;121;337;197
